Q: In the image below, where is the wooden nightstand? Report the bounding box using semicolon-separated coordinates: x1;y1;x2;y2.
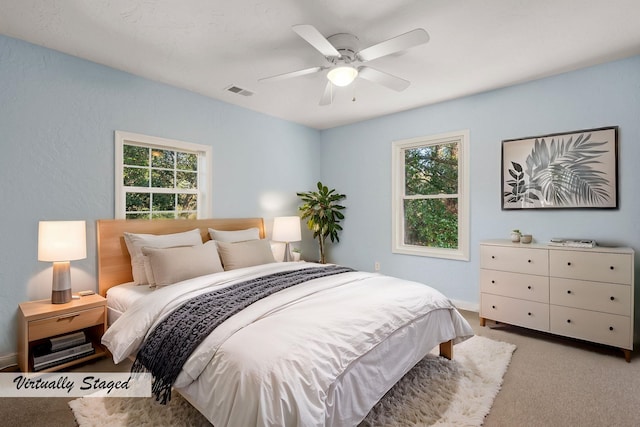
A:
17;294;108;372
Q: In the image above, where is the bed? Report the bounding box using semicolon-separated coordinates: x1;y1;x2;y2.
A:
97;218;473;427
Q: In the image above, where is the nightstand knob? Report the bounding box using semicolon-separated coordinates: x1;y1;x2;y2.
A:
609;326;614;331
610;296;615;301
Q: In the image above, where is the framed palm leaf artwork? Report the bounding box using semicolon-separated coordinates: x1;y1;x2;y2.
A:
502;126;618;210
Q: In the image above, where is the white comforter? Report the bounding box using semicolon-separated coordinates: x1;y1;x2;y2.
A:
102;262;473;427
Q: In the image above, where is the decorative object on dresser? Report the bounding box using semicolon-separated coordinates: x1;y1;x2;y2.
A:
501;126;618;210
271;216;302;261
17;294;108;372
479;240;634;362
38;220;87;303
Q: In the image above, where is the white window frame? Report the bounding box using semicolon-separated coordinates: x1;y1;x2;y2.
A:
391;130;469;261
115;131;212;219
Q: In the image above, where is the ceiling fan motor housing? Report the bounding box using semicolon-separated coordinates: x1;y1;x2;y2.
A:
327;33;359;63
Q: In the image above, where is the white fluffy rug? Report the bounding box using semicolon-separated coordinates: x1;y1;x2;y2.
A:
69;335;515;426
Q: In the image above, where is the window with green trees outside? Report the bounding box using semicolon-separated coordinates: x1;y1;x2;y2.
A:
392;130;469;261
115;131;212;220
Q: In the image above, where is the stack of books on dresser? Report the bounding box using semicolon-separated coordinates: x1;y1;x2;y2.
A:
32;331;94;371
548;238;596;248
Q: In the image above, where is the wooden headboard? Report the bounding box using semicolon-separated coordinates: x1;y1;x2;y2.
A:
96;218;265;297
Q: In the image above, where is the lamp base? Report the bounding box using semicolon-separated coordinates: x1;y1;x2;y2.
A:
283;242;292;262
52;288;72;304
51;261;72;304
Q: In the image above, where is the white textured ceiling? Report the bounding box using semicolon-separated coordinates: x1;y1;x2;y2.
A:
1;0;639;129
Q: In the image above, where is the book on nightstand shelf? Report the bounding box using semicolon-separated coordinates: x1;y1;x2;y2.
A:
32;331;95;371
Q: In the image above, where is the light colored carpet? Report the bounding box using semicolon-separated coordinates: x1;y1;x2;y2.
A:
69;335;515;427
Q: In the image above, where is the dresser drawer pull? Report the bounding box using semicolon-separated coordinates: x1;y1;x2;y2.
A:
527;312;532;316
57;313;80;321
609;326;614;331
527;259;531;263
567;262;572;266
491;280;495;284
567;290;572;294
566;319;571;323
527;285;532;290
610;266;614;270
610;296;615;301
491;255;495;259
492;305;496;309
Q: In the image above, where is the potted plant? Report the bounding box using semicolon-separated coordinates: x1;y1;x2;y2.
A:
297;182;346;264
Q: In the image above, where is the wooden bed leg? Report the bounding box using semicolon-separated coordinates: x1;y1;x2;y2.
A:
479;317;486;327
439;340;453;360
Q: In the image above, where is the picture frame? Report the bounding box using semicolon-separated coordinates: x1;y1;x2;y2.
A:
501;126;618;210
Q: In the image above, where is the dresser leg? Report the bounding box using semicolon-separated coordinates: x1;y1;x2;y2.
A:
479;317;486;327
623;349;631;363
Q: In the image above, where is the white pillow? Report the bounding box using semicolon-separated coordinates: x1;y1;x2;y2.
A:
123;228;203;285
208;227;260;243
217;239;276;271
141;241;224;287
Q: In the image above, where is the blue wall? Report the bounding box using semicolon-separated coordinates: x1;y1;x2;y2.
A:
320;56;640;308
0;35;321;355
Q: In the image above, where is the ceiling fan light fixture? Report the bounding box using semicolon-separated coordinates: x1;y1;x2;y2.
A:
327;66;358;87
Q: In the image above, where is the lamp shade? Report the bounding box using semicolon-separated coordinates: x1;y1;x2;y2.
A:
272;216;302;243
327;66;358;87
38;221;87;262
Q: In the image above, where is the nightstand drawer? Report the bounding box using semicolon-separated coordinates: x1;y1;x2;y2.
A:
29;306;105;341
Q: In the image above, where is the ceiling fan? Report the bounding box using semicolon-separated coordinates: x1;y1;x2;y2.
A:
259;24;430;105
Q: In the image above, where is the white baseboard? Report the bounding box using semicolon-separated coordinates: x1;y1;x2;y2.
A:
0;352;17;370
450;299;479;312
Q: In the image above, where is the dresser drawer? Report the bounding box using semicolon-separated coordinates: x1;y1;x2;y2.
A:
550;306;631;349
28;306;105;341
481;294;549;331
550;278;631;316
549;250;632;284
480;245;548;275
480;269;549;303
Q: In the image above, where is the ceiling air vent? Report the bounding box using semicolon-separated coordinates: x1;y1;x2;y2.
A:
225;85;254;97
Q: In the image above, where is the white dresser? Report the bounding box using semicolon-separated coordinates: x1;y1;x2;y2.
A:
479;240;634;362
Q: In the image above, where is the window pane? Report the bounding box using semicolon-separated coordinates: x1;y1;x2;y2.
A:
152;212;176;219
176;171;197;189
405;143;458;196
126;212;150;220
123;167;149;187
152;193;175;211
151;149;175;168
151;169;175;188
177;193;197;212
126;192;150;212
177;152;197;171
124;145;149;166
404;198;458;249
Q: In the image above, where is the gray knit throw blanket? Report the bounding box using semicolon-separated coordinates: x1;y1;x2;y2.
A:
131;265;354;404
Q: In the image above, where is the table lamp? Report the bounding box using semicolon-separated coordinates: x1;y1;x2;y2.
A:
38;220;87;304
272;216;302;262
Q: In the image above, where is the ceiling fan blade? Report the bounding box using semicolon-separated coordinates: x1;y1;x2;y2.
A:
358;66;410;92
357;28;429;62
293;24;341;58
259;66;324;83
319;81;333;106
